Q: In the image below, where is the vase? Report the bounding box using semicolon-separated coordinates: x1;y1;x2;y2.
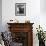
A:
39;40;45;46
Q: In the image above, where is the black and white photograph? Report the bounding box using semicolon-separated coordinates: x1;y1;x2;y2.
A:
15;3;26;16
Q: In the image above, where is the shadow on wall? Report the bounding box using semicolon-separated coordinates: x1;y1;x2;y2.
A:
40;0;46;13
0;0;2;32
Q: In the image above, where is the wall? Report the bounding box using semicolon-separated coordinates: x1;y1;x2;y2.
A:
40;0;46;32
40;0;46;13
2;0;46;46
0;0;2;32
2;0;40;30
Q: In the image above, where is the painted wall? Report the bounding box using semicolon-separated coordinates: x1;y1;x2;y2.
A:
2;0;46;46
2;0;40;31
40;0;46;31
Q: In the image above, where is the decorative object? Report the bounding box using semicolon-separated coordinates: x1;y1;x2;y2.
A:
15;3;26;16
8;19;19;23
36;25;45;46
10;20;13;21
25;20;30;23
0;32;5;46
1;31;12;46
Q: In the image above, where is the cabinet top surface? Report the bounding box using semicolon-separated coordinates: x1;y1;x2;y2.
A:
7;23;34;25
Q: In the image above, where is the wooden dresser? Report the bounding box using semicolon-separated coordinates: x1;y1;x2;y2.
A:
7;23;34;46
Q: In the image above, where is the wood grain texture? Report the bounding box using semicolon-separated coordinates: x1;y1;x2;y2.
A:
7;23;34;46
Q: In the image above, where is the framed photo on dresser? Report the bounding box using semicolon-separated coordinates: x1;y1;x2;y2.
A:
15;3;26;16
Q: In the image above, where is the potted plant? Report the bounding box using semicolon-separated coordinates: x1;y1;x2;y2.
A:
36;25;45;46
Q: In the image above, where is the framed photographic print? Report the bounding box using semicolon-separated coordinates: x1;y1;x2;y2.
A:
15;3;26;16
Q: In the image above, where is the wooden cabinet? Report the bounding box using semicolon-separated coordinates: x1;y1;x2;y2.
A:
7;23;34;46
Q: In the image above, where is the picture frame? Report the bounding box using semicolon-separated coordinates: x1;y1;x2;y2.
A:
15;3;26;16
